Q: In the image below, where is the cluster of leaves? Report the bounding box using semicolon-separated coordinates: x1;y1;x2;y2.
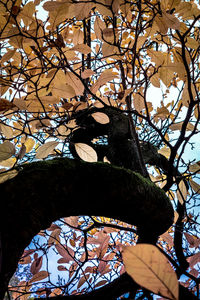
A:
0;0;200;298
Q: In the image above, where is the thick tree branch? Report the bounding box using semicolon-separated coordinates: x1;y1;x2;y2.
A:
0;158;173;299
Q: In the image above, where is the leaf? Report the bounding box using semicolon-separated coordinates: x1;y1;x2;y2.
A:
187;252;200;269
55;244;74;263
75;143;97;162
0;169;18;184
0;98;16;111
184;233;200;249
24;138;35;153
90;70;118;94
72;44;92;55
91;112;109;124
177;180;188;204
189;161;200;173
81;69;95;79
36;141;59;159
122;244;178;300
29;270;49;284
52;83;76;98
30;256;43;275
0;124;13;139
0;141;15;162
65;72;84;96
77;274;90;289
190;179;200;194
158;146;171;159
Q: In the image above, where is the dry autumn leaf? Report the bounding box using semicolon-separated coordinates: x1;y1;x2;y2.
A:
72;44;92;55
190;179;200;194
91;112;110;124
75;143;98;162
122;244;178;300
0;141;15;162
0;98;16;111
0;169;18;184
81;69;95;79
36;141;59;159
29;270;49;284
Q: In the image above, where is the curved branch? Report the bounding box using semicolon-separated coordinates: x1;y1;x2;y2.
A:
0;157;173;298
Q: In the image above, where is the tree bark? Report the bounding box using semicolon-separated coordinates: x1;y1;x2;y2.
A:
0;158;174;299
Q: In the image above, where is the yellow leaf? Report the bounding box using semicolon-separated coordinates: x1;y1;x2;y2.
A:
75;143;97;162
36;141;59;159
0;157;16;167
24;138;35;153
91;112;109;124
0;141;15;162
123;244;178;300
0;169;18;184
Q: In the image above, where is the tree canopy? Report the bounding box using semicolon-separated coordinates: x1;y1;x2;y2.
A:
0;0;200;299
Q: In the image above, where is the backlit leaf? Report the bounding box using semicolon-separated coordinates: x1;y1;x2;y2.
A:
29;271;49;284
75;143;97;162
0;141;15;162
24;138;35;153
123;244;178;300
190;179;200;194
36;141;59;159
0;98;16;112
91;70;118;94
0;169;18;184
72;44;92;55
91;112;109;124
81;69;95;79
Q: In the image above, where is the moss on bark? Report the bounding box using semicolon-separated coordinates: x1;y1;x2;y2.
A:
0;157;174;298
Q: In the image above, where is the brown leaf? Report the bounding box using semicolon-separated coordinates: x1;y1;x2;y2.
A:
29;271;49;284
77;274;90;289
187;252;200;268
0;141;15;162
30;256;43;275
0;98;16;112
55;244;74;263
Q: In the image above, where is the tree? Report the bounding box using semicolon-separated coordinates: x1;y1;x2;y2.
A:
0;0;200;299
